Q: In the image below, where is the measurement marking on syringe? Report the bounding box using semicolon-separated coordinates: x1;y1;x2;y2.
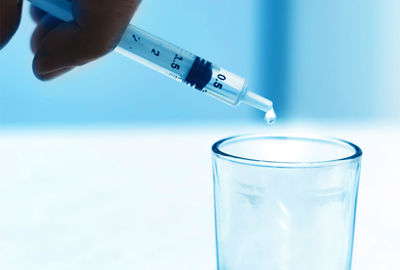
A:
132;34;140;42
171;54;183;70
169;73;183;82
151;49;160;56
28;0;276;125
213;73;227;90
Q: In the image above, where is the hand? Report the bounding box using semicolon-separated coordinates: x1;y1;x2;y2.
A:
30;0;140;80
1;0;140;80
0;0;23;50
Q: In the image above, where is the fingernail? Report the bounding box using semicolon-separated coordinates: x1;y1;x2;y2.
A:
34;66;74;81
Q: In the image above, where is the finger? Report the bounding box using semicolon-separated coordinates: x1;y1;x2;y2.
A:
32;21;86;80
31;15;64;53
33;0;141;80
37;66;74;80
30;5;48;23
0;0;23;49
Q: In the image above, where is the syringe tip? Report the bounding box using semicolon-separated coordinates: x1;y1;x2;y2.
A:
242;91;273;111
264;108;277;125
242;91;276;124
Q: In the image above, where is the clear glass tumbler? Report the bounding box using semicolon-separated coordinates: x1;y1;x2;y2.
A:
212;135;362;270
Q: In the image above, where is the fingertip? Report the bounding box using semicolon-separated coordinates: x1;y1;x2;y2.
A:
33;64;74;81
30;15;64;54
32;52;64;80
32;50;49;77
32;22;81;76
42;68;74;81
0;0;23;49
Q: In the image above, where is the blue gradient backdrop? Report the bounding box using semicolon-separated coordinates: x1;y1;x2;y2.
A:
0;0;261;126
1;0;399;127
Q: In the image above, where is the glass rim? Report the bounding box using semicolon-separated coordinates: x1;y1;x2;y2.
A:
212;134;362;168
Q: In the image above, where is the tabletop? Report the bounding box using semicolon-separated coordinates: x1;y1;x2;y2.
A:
0;122;399;270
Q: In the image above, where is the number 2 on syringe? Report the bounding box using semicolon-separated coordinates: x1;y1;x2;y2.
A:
151;49;160;56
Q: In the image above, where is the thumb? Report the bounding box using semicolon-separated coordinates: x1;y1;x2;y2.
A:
0;0;23;49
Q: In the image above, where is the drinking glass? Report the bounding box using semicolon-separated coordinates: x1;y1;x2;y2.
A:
212;135;362;270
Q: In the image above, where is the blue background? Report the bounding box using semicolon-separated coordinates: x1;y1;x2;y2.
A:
0;0;399;126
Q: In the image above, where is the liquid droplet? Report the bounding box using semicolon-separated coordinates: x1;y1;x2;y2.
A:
265;109;277;125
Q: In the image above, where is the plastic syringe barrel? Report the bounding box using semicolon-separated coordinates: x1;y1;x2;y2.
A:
116;25;248;106
28;0;266;109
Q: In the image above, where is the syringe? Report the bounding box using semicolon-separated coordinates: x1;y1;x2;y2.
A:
28;0;276;124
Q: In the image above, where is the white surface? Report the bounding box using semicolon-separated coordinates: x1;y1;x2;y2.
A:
0;122;399;269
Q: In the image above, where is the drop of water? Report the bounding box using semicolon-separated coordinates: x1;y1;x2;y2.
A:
264;109;277;125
